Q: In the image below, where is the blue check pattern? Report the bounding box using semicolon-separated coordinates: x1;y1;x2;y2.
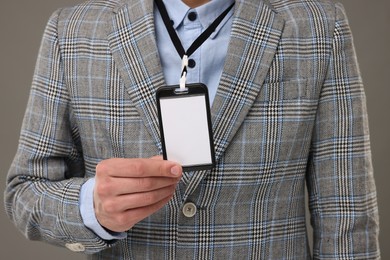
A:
5;0;380;259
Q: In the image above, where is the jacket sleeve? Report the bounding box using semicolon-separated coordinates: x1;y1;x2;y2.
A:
306;3;380;259
4;9;115;254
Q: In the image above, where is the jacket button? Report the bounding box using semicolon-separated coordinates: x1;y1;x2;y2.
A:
182;202;197;218
65;243;85;252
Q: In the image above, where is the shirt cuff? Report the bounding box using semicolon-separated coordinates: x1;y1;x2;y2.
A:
80;178;127;240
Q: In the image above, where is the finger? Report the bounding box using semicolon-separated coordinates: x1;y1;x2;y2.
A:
96;158;182;178
100;184;177;214
104;194;174;232
123;194;175;230
97;176;180;196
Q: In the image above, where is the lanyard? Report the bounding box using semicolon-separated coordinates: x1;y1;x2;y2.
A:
155;0;235;89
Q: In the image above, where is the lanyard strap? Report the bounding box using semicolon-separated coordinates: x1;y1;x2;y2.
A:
155;0;235;76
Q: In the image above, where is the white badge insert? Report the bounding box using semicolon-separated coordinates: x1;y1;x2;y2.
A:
159;94;212;167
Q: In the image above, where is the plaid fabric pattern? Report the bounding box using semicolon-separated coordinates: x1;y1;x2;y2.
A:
5;0;380;259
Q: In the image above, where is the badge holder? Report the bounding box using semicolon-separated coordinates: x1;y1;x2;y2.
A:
156;83;216;172
154;0;233;171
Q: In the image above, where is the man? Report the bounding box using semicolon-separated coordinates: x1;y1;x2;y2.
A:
5;0;380;258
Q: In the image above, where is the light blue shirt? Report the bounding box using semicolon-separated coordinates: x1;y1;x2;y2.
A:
80;0;235;240
156;0;234;103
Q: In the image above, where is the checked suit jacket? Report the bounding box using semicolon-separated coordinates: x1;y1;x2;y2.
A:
5;0;380;259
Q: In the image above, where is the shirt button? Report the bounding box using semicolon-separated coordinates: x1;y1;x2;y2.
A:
182;202;197;218
65;243;85;252
188;59;196;68
188;12;197;21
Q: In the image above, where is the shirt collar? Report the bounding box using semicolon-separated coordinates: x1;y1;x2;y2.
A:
162;0;235;38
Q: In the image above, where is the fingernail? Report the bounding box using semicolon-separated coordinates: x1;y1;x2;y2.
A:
170;165;181;176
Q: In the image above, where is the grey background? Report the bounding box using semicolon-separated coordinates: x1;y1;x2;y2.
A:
0;1;388;259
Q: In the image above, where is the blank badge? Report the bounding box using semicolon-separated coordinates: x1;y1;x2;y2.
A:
157;84;215;171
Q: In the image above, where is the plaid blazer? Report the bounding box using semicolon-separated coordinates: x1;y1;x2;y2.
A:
5;0;380;259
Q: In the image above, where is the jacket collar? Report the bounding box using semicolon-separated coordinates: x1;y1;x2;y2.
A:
107;0;285;197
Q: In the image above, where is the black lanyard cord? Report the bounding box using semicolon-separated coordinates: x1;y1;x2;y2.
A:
155;0;235;66
155;0;186;57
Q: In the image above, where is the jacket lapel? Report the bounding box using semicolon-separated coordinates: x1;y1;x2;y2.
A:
212;0;285;161
182;0;285;197
107;0;164;151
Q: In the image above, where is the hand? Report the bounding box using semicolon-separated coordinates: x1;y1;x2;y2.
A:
93;156;182;232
